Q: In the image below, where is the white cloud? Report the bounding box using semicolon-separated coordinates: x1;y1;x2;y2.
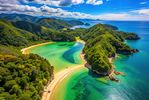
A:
0;0;19;4
140;2;148;4
23;0;105;6
0;4;40;13
86;0;103;5
22;0;84;6
98;12;149;21
99;13;129;20
0;0;149;21
60;0;84;6
0;4;99;19
131;9;149;15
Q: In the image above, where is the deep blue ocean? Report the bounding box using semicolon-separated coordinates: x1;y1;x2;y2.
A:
70;21;149;100
102;21;149;100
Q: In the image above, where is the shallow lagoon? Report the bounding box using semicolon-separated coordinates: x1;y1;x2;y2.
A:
29;21;149;100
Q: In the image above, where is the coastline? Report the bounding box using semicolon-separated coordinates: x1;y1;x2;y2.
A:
42;53;86;100
41;41;86;100
21;42;54;54
21;41;87;100
108;54;125;82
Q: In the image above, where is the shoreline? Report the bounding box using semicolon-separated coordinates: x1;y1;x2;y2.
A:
20;41;87;100
42;41;86;100
21;42;54;54
42;53;86;100
108;54;125;82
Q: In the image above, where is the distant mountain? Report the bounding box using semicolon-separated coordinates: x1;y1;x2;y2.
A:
79;18;101;22
0;13;39;22
12;21;57;40
0;19;75;47
0;13;89;30
65;20;85;26
36;18;71;30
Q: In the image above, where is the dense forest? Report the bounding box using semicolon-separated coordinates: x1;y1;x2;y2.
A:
62;24;140;75
82;24;139;75
0;13;140;99
0;16;85;99
0;54;53;100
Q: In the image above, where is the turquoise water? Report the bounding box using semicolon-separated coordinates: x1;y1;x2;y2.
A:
29;42;84;73
55;21;149;100
29;21;149;100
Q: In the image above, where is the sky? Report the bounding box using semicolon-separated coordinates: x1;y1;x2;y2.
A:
0;0;149;20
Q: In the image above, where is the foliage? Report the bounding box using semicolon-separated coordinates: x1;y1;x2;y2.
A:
0;13;39;23
36;18;71;30
0;54;53;99
65;20;84;26
12;21;58;40
0;19;40;46
65;23;139;75
81;24;139;75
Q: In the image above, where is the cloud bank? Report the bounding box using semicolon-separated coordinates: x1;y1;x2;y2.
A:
0;0;149;20
22;0;104;6
0;4;98;19
86;0;103;5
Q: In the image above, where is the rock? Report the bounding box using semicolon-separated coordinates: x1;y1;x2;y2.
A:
109;76;120;82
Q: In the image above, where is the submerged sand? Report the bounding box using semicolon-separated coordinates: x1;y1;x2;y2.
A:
42;53;86;100
21;41;86;100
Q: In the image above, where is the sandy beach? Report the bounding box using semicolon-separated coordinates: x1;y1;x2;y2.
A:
21;42;54;54
21;41;86;100
42;53;86;100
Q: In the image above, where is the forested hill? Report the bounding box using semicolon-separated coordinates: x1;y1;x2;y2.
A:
0;13;88;30
36;18;71;30
0;13;39;23
0;54;53;100
62;24;140;75
0;18;55;99
82;24;140;75
0;16;140;99
0;19;75;47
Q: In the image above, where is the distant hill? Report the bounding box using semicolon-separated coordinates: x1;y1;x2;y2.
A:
12;21;57;40
0;19;39;46
36;18;71;30
0;19;75;47
0;13;39;22
0;13;88;30
65;20;84;26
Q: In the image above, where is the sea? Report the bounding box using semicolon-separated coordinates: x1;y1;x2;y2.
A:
30;20;149;100
59;21;149;100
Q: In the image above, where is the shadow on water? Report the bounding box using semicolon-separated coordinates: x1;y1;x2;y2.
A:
62;43;84;63
87;68;110;85
88;69;103;78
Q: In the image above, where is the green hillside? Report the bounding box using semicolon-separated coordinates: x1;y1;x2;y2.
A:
0;54;53;100
65;20;84;26
82;24;139;75
0;13;39;23
0;19;39;47
36;18;71;30
0;17;140;99
0;19;54;100
12;21;58;40
62;24;139;75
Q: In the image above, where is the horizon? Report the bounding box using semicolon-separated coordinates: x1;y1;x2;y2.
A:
1;13;149;21
1;1;149;100
0;0;149;21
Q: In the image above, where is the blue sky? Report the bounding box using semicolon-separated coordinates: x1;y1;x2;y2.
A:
0;0;149;20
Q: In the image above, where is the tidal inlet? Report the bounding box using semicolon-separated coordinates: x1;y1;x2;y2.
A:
0;0;149;100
